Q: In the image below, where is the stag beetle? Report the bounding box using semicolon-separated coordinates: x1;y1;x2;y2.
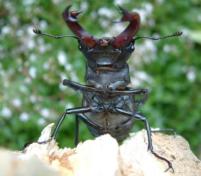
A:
33;5;182;172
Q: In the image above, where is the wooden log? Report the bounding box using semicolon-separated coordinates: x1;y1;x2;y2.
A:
0;124;200;176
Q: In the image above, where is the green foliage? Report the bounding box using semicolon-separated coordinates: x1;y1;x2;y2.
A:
0;0;200;156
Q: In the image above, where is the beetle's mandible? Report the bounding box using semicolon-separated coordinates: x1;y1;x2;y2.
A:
33;5;182;172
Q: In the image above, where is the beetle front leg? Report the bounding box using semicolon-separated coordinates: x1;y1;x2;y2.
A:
115;107;174;172
74;115;80;146
115;108;153;150
37;106;94;145
51;107;96;140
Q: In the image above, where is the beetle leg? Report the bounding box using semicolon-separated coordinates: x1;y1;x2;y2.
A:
115;108;153;150
74;115;80;146
115;107;174;172
37;107;92;145
39;106;103;146
50;105;104;141
51;107;94;140
74;113;104;146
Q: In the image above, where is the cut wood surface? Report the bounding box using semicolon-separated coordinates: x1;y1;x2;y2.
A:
0;124;200;176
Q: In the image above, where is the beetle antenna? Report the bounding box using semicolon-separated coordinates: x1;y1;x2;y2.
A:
33;27;80;40
134;31;182;41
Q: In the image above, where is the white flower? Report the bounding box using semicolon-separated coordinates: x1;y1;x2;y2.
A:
27;40;35;49
37;118;46;126
59;83;66;91
70;72;79;82
29;67;37;78
23;0;34;6
12;98;22;107
163;45;177;53
65;64;72;71
108;23;125;36
58;51;68;65
43;62;50;70
65;103;73;109
180;28;189;38
144;40;157;53
80;2;88;11
39;20;48;30
27;25;35;36
2;26;12;35
37;38;49;53
99;20;110;29
144;3;153;14
98;7;114;18
25;77;31;84
136;71;152;82
114;0;126;5
1;107;12;118
19;85;28;93
186;67;196;82
16;29;24;37
10;16;19;25
53;0;62;4
30;54;37;62
39;45;47;53
19;112;29;122
0;68;5;77
40;108;50;118
198;14;201;22
131;77;141;87
131;71;152;87
30;95;37;103
156;0;164;4
60;73;66;81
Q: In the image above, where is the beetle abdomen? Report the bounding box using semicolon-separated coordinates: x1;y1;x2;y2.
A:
84;112;135;142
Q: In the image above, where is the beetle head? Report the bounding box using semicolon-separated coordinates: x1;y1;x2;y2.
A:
79;38;135;70
63;6;139;70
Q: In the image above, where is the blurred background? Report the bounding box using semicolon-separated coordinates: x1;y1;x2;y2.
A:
0;0;200;158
